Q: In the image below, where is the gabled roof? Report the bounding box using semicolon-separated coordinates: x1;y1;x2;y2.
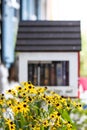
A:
16;21;81;52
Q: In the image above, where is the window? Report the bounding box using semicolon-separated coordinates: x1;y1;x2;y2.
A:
28;61;69;86
21;0;46;20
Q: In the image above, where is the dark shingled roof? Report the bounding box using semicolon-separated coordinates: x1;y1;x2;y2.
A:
16;21;81;52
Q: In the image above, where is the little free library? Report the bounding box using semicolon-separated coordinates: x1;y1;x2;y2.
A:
16;21;81;97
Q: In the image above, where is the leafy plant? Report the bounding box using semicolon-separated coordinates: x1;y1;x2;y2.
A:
0;81;82;130
70;99;87;130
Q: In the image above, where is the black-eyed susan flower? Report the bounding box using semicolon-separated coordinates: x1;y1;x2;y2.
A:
0;95;6;106
55;102;62;110
16;86;22;93
50;114;55;119
26;96;33;103
66;121;72;129
0;99;4;105
71;100;77;107
5;118;15;130
9;122;15;130
66;104;71;111
50;126;57;130
56;120;62;127
32;124;40;130
7;99;13;106
21;102;29;113
6;89;12;94
11;103;22;114
55;112;61;121
42;120;49;127
76;103;82;111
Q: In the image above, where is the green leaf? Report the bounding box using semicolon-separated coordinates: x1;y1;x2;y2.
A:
48;105;54;114
62;109;72;122
40;126;44;130
20;113;26;127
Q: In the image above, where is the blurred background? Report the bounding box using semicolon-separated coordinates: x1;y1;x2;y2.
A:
0;0;87;94
0;0;87;75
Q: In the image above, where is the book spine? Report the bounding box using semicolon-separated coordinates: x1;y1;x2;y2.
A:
28;64;34;83
33;64;38;85
62;61;66;86
40;64;45;86
44;64;50;86
37;64;40;86
56;61;63;86
50;63;56;86
66;61;69;85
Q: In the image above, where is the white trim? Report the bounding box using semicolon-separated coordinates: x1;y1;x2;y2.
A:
17;52;78;97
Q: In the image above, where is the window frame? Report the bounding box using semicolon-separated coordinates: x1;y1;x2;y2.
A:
28;60;69;86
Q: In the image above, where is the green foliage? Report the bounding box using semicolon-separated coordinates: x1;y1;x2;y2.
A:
0;82;83;130
80;34;87;76
70;100;87;130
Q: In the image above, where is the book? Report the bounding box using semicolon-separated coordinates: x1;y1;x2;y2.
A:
40;64;45;86
44;64;50;86
50;63;56;86
66;61;69;85
37;63;40;86
28;64;34;83
62;61;66;86
62;61;69;86
56;61;63;86
33;64;38;85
